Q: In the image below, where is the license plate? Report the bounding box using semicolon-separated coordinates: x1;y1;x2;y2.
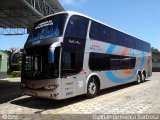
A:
30;92;37;96
26;91;37;96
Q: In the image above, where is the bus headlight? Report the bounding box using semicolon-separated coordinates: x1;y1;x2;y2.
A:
44;85;58;90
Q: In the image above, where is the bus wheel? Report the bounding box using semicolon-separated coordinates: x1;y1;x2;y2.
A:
141;72;146;82
136;73;141;84
86;77;98;98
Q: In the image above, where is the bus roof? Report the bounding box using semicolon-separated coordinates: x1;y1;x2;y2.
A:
36;11;150;46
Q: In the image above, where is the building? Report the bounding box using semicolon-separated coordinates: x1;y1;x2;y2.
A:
152;51;160;72
0;51;8;79
0;0;64;35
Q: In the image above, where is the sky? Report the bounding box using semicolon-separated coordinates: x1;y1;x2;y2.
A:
0;0;159;50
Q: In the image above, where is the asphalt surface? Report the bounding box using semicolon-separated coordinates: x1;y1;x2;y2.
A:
0;78;22;103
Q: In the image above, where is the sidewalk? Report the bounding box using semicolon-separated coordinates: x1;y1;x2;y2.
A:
0;77;21;82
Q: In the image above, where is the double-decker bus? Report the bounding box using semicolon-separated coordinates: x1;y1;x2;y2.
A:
21;11;152;100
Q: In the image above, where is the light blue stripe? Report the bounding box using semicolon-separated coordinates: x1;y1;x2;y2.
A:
106;44;116;54
105;44;146;83
139;52;146;69
105;71;137;84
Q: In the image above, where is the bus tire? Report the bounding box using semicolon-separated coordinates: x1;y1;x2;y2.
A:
141;72;146;82
136;73;141;84
86;77;99;98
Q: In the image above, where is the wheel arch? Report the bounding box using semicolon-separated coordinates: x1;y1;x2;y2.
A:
85;73;101;93
136;69;142;81
142;69;146;78
137;69;142;76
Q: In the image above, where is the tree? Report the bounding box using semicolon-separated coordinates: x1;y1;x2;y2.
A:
9;47;22;64
152;47;159;52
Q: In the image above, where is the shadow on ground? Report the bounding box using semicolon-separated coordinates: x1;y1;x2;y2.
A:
0;80;22;104
10;80;150;114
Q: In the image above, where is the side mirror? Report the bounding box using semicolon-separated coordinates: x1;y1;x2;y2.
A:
48;47;55;63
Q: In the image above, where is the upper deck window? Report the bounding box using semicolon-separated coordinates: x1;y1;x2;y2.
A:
90;21;109;42
27;14;68;42
90;21;151;52
65;15;89;38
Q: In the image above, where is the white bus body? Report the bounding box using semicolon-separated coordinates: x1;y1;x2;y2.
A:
21;11;152;100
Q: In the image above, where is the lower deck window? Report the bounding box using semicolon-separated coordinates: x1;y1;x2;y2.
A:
89;52;136;71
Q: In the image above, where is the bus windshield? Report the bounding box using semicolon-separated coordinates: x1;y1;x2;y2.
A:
27;14;68;42
22;46;60;80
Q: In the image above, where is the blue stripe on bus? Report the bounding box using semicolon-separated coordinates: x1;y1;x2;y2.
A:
105;71;137;83
106;44;116;54
138;52;146;69
105;44;146;83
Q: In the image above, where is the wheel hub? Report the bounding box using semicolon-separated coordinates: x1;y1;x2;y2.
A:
89;82;96;95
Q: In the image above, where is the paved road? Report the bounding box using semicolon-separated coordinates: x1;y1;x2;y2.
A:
0;73;160;120
0;78;22;103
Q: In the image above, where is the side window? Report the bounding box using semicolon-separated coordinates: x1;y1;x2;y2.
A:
90;21;109;42
110;57;136;70
128;37;135;49
89;21;150;52
65;15;89;38
90;22;100;40
89;53;110;70
110;56;122;70
89;53;136;71
24;56;33;71
34;56;41;71
117;33;128;47
145;43;151;52
61;48;84;77
109;29;118;45
62;52;76;70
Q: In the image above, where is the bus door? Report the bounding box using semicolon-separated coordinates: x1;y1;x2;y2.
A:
61;48;85;98
61;75;77;99
61;15;89;98
61;49;77;98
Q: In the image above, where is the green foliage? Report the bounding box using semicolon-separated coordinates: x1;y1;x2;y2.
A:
10;63;21;72
10;71;21;77
12;53;22;64
8;71;21;78
152;47;159;52
7;73;14;78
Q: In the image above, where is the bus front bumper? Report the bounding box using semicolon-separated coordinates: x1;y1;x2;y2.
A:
22;88;61;100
